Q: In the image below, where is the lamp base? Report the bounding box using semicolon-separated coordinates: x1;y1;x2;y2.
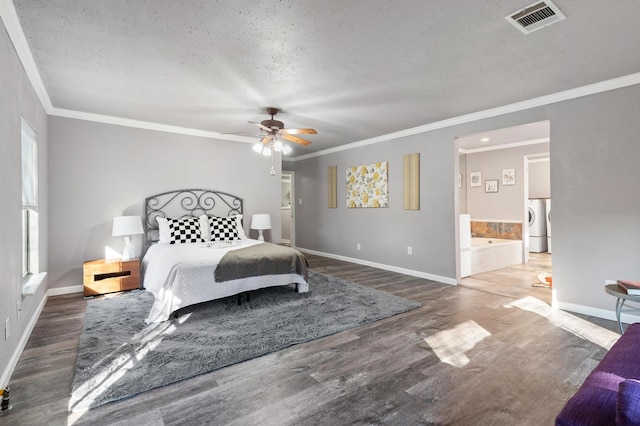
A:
122;236;135;260
257;230;265;242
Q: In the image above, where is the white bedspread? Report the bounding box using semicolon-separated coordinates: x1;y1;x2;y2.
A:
142;239;309;323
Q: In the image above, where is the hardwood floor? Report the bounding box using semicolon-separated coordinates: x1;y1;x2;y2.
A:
4;253;620;425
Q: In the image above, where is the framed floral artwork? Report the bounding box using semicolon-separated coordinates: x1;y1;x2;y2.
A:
502;168;515;185
470;171;481;187
346;162;388;208
485;179;499;193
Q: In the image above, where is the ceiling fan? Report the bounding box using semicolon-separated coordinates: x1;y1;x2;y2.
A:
225;107;317;155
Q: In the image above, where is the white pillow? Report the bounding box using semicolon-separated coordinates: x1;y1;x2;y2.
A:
156;217;170;243
198;215;211;240
199;214;247;240
231;214;247;239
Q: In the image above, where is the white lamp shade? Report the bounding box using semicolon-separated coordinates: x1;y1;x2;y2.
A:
250;214;271;230
112;216;144;236
250;213;271;242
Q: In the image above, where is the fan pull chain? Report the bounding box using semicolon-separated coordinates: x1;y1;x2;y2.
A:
270;152;276;176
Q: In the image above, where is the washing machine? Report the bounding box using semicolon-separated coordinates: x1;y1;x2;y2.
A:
545;198;551;253
528;199;547;252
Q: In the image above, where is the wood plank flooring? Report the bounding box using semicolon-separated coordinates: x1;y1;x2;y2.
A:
3;253;620;426
460;252;554;305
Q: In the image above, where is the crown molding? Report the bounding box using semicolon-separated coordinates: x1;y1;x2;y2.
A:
3;0;640;156
51;107;256;143
0;0;53;112
292;72;640;161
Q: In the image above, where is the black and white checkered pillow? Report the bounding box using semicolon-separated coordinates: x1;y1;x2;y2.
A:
208;216;239;242
167;217;203;244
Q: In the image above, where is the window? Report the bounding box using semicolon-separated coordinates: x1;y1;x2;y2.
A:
21;117;38;278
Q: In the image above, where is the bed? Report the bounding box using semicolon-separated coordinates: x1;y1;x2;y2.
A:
141;189;309;323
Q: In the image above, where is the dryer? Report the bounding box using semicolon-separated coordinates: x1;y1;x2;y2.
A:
545;198;551;253
528;199;547;252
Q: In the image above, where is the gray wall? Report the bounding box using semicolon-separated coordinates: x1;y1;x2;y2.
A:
295;133;457;281
0;24;49;387
292;84;640;319
48;117;282;290
551;86;640;313
529;159;551;199
465;143;550;221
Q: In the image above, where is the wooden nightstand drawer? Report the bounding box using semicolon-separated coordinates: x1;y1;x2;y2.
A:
83;258;140;297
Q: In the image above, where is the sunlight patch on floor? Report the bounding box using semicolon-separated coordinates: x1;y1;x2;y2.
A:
424;320;492;368
504;296;619;350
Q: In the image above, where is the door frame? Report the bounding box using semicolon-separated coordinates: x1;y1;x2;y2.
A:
282;171;295;247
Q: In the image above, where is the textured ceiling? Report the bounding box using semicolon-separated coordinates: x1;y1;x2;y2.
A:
9;0;640;156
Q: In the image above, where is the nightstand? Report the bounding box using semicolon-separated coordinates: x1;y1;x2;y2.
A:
83;258;140;297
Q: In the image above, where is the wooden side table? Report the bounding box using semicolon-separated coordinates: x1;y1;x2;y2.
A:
604;284;640;334
83;258;140;297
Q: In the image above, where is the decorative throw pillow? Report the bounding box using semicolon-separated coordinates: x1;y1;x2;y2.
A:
167;217;203;244
208;216;239;242
617;379;640;425
230;214;247;239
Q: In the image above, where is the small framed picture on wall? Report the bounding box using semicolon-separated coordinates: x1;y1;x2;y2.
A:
502;169;515;185
485;179;498;193
470;171;481;187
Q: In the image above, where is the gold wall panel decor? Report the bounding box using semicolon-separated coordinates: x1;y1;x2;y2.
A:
346;162;388;208
403;153;420;210
328;165;337;208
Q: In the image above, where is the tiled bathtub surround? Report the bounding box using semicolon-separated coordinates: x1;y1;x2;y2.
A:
471;221;522;240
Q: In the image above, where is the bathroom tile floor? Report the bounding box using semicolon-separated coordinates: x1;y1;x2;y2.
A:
460;252;553;305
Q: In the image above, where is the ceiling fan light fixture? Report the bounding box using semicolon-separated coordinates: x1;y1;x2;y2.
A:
252;142;264;153
243;107;316;168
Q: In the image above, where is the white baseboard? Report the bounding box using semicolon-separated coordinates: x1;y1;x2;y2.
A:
48;284;83;296
297;247;457;285
0;292;48;389
554;300;640;324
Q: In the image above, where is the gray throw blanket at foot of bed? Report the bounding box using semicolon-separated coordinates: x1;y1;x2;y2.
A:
215;242;308;282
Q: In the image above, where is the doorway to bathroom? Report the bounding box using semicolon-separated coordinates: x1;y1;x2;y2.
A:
455;120;552;297
281;171;295;246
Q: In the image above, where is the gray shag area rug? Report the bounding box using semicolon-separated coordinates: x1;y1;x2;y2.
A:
69;270;420;412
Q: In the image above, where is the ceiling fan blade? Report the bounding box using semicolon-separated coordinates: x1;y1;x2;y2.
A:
220;131;259;135
248;121;274;133
281;134;312;146
279;128;317;135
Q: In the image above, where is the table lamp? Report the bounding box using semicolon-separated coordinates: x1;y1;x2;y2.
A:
112;216;144;260
250;213;271;242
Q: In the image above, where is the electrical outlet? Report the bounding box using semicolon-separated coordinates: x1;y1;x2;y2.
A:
298;198;302;205
5;318;9;340
407;246;412;255
357;243;361;251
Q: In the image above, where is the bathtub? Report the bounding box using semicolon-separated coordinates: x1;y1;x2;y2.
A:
470;237;522;275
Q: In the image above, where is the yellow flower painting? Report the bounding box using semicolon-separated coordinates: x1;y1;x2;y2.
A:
346;161;388;208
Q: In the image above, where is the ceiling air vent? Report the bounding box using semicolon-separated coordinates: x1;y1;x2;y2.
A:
506;1;566;34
